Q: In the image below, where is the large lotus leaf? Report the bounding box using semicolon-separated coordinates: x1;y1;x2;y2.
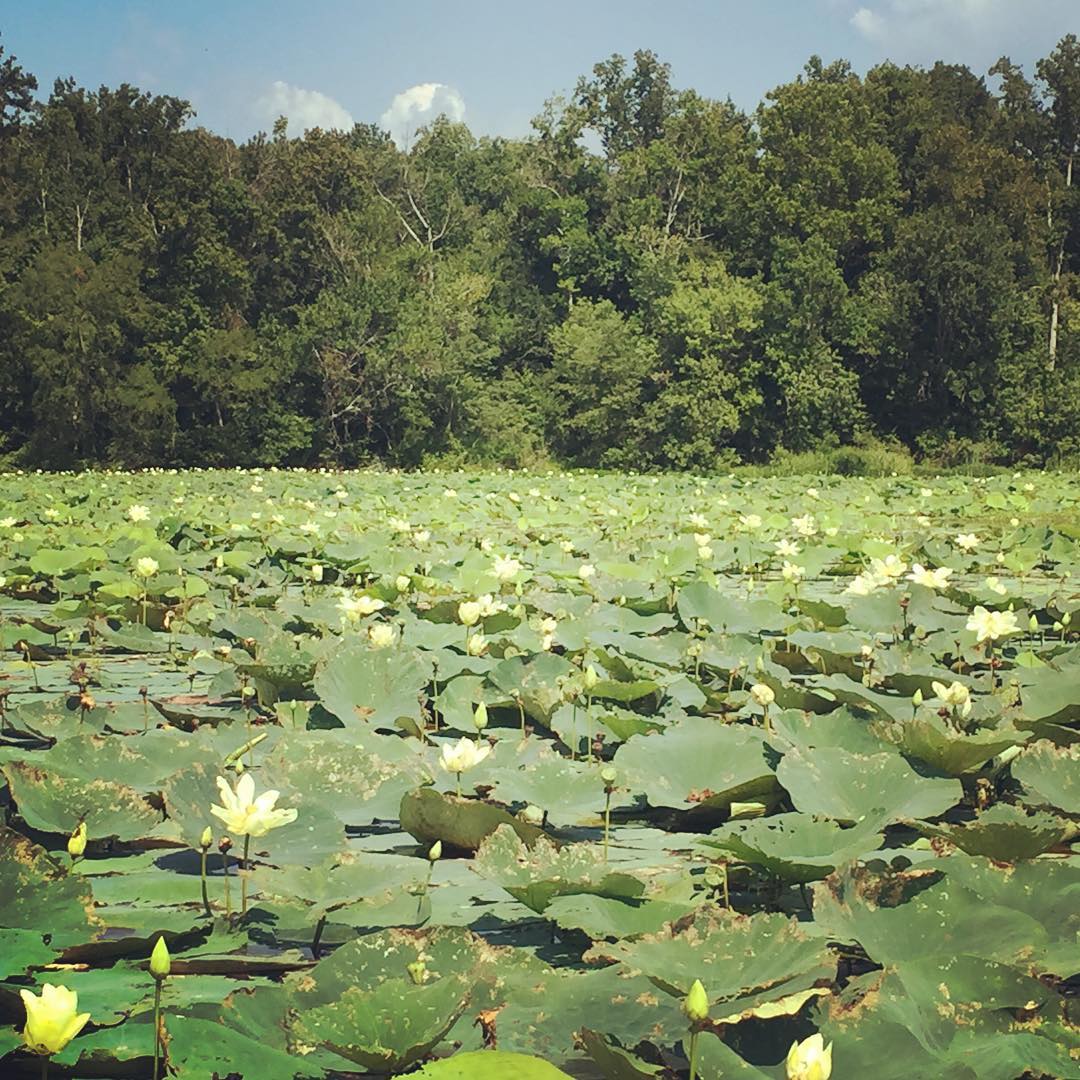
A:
701;813;884;884
677;582;788;634
934;853;1080;978
601;908;835;1020
1012;740;1080;814
874;713;1026;777
488;753;635;827
693;1033;774;1077
914;803;1073;861
811;861;1075;976
579;1030;666;1079
400;787;545;852
614;717;779;811
314;642;433;734
473;825;645;913
259;729;429;826
2;759;162;841
414;1051;575;1078
494;963;684;1063
488;652;576;725
817;965;1075;1080
162;1014;320;1080
545;893;701;940
1015;658;1080;727
292;976;471;1073
0;827;97;976
769;705;892;755
776;746;962;826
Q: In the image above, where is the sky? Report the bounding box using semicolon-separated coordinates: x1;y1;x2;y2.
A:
3;0;1077;146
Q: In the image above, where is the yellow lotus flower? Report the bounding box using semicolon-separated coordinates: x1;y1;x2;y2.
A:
367;623;396;649
20;983;91;1056
210;773;297;838
786;1032;833;1080
67;821;87;859
966;605;1020;642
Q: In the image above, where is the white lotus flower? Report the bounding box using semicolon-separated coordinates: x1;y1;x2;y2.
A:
739;514;762;530
127;504;150;522
845;573;880;596
439;736;492;775
134;556;159;578
578;563;596;581
458;600;482;627
869;554;907;580
781;561;805;583
493;555;522;582
776;538;801;558
955;533;980;552
966;606;1019;642
931;680;972;717
906;564;953;590
791;514;817;537
368;623;396;648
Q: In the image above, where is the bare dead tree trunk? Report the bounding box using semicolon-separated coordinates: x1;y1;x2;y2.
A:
1049;152;1073;371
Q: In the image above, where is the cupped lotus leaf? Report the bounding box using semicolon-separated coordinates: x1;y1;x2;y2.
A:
493;963;684;1063
776;745;962;826
545;893;702;940
414;1051;576;1078
914;803;1073;861
1012;740;1080;814
292;976;471;1073
600;908;835;1024
489;652;577;725
2;759;162;841
314;642;432;734
692;1033;774;1077
473;825;645;913
614;716;779;812
400;787;546;852
700;813;884;884
874;713;1027;777
769;705;891;755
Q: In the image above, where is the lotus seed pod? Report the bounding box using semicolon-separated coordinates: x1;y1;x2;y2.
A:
519;804;544;826
149;936;171;980
749;683;775;707
600;765;617;785
683;978;709;1023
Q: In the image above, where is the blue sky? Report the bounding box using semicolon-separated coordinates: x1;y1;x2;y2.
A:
4;1;1077;144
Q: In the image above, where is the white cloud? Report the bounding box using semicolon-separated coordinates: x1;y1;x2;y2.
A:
258;81;353;136
850;0;1004;46
380;83;465;148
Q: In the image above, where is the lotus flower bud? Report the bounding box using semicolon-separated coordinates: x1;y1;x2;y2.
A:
683;979;709;1023
583;664;599;691
428;840;442;862
473;701;488;732
395;575;411;592
67;821;87;859
149;936;171;980
199;826;213;850
1064;611;1072;626
912;688;923;707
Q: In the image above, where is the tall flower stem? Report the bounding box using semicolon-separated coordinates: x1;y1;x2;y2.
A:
41;1058;48;1080
152;980;163;1080
687;1029;700;1080
603;789;612;862
222;850;232;917
199;848;211;918
241;835;251;915
311;915;327;960
586;694;593;763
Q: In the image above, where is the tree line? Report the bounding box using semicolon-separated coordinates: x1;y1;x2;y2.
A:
1;37;1078;470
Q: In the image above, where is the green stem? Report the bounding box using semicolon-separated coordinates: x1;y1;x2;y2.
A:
200;849;210;918
456;772;462;798
41;1056;48;1080
721;860;730;909
223;850;231;918
241;835;251;915
603;790;611;862
688;1029;699;1080
152;979;162;1080
586;694;593;763
311;914;327;960
417;864;434;921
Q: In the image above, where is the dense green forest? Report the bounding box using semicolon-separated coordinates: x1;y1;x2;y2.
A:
1;35;1079;470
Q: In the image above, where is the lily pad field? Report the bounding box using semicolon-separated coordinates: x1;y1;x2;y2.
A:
0;467;1078;1080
